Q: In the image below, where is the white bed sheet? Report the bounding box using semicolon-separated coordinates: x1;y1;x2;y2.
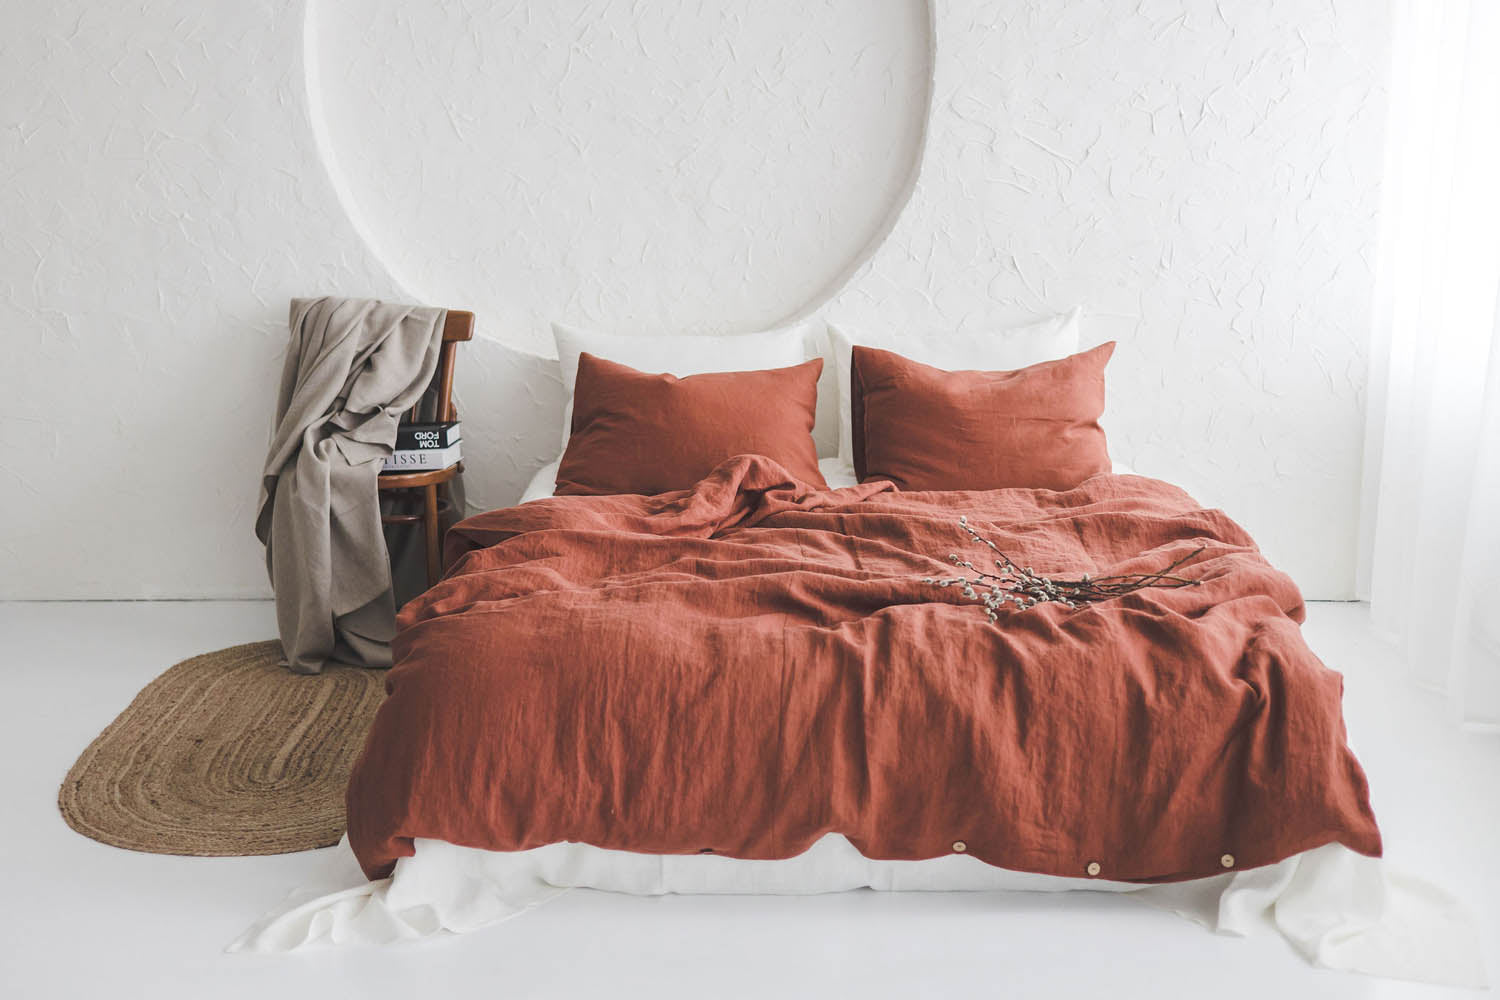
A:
520;457;1137;504
231;834;1483;986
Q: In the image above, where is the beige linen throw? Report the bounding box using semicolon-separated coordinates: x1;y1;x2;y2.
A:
256;298;447;673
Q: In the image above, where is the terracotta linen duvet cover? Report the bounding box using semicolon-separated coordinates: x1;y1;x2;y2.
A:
346;455;1381;883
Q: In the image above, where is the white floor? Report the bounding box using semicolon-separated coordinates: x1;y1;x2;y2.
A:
0;601;1494;999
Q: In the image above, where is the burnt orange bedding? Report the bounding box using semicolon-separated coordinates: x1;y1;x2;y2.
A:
346;455;1381;882
556;354;826;496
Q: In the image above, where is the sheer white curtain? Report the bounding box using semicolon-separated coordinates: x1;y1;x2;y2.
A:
1359;0;1500;730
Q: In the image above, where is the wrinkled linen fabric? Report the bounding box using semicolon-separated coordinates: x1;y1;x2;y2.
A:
230;836;1486;987
1138;843;1486;986
230;833;1138;952
255;297;446;673
851;342;1115;491
522;455;857;504
555;354;827;495
347;455;1381;881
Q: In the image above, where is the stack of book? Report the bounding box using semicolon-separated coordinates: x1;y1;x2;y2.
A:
381;421;461;473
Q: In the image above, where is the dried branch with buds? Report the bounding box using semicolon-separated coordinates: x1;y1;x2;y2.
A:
922;516;1203;622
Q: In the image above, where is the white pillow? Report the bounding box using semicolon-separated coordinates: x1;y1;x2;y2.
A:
827;308;1083;468
551;321;827;455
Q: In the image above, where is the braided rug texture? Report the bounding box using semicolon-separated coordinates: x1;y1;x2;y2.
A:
59;641;386;856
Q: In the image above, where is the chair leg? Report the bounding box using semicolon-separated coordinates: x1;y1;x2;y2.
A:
424;483;441;588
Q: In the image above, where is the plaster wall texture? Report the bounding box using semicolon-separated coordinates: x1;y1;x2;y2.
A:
0;0;1388;598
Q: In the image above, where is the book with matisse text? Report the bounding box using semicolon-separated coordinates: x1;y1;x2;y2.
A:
381;441;461;473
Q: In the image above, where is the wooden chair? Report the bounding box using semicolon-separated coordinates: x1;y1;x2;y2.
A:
379;309;474;588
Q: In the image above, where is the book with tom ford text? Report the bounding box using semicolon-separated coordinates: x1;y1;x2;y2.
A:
395;421;461;450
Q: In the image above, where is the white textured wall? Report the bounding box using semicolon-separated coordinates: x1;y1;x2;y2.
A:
0;0;1387;600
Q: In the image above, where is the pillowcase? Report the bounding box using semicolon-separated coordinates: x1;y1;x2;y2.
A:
551;321;828;455
851;342;1114;492
827;309;1082;469
555;354;828;496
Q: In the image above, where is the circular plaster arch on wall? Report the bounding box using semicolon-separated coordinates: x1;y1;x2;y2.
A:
303;0;933;357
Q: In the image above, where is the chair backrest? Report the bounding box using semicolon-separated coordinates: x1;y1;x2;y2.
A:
415;309;474;423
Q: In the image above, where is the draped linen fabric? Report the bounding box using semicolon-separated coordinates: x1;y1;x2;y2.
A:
1359;0;1500;729
352;455;1382;883
230;836;1487;988
256;298;446;674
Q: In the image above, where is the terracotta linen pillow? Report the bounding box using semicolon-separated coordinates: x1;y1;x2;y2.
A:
851;342;1115;492
555;353;829;496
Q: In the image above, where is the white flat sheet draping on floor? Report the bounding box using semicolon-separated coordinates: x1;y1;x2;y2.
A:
230;835;1485;987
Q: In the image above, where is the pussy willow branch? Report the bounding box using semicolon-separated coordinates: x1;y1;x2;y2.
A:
922;516;1203;622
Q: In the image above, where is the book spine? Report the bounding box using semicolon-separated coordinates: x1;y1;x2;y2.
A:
395;422;461;449
381;443;461;472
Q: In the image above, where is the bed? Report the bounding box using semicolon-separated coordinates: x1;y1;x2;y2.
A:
233;318;1482;986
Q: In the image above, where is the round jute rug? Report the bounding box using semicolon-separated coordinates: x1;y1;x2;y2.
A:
58;640;387;856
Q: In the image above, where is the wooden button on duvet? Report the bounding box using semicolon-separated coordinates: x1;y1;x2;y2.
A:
1220;854;1235;869
1086;861;1101;876
951;840;967;853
